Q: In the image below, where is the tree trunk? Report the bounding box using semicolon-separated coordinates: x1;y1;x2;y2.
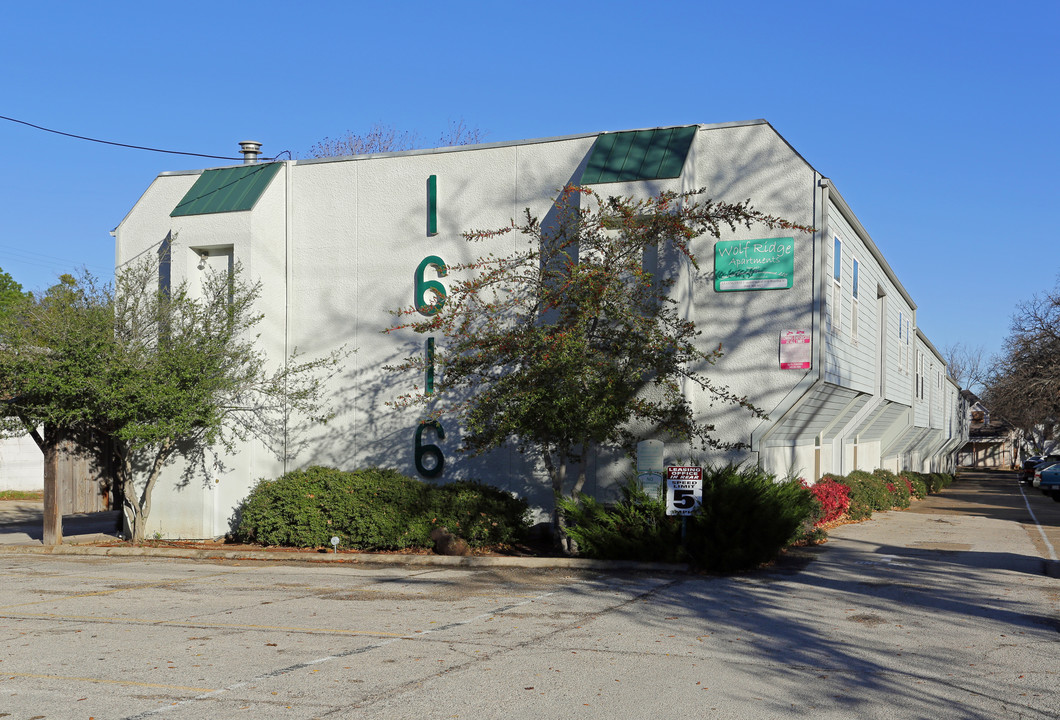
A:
541;443;578;553
21;421;63;545
42;430;62;546
116;440;172;544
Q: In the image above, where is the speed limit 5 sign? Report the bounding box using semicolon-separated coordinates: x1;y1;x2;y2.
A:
666;466;703;516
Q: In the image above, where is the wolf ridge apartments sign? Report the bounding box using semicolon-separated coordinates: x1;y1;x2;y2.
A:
714;237;794;291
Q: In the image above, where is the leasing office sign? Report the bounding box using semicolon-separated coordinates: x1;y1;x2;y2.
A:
714;237;794;291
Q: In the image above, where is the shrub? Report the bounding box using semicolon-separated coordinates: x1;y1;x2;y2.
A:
233;466;529;550
684;465;817;573
559;479;679;562
803;477;851;526
900;471;929;499
874;469;910;509
839;470;890;520
561;465;817;572
427;481;530;546
927;473;954;493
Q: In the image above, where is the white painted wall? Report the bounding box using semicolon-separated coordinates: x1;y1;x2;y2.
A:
114;121;964;538
0;434;42;491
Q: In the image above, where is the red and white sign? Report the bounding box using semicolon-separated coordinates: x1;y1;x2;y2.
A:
780;329;811;370
666;466;703;516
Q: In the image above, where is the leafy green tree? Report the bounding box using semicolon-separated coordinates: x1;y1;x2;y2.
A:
0;266;28;320
0;260;342;543
388;185;810;539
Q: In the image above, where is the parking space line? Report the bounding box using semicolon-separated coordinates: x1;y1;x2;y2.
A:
0;612;407;637
118;586;570;720
4;672;214;693
1016;480;1058;561
0;571;231;611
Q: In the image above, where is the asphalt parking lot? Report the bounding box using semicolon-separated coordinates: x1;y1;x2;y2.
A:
0;470;1057;719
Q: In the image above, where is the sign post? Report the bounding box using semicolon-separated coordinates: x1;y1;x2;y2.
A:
666;466;703;544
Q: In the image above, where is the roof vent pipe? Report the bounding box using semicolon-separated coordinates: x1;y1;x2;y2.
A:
239;141;262;164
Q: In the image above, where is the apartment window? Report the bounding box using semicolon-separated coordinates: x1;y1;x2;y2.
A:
898;311;904;371
832;237;842;332
916;351;925;400
851;257;859;342
906;319;912;374
158;236;171;297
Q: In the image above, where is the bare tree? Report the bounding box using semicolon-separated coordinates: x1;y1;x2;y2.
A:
943;342;987;392
308;119;486;158
982;283;1060;452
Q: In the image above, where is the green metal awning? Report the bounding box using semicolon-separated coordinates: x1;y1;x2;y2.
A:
171;162;282;217
580;125;697;184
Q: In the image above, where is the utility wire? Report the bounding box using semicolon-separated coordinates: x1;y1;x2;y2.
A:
1;114;242;160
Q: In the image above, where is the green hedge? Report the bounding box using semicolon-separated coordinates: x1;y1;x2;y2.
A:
232;466;529;550
874;469;911;509
560;465;817;573
899;471;929;499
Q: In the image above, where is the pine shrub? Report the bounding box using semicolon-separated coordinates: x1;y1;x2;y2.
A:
684;465;817;573
561;466;816;572
559;480;679;562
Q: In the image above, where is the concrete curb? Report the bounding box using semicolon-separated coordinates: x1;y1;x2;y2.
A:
0;541;690;573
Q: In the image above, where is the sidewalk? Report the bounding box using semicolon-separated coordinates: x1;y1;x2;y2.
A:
1;471;1056;577
0;501;121;546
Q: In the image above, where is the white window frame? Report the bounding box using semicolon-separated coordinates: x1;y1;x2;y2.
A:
906;319;912;375
832;236;843;333
898;311;904;372
851;257;859;342
916;351;925;400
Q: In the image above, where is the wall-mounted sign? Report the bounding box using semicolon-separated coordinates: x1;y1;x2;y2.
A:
780;329;811;370
636;439;665;499
714;237;794;292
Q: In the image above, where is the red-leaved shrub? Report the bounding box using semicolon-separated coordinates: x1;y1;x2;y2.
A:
802;478;851;526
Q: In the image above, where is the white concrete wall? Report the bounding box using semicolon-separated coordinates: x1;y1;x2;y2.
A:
113;122;962;538
0;434;42;491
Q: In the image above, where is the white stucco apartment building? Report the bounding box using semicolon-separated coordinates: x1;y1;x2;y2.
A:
113;120;967;538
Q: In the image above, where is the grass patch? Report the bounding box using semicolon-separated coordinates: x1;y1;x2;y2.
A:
0;490;44;501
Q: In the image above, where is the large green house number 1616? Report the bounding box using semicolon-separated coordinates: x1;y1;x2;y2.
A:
413;176;445;478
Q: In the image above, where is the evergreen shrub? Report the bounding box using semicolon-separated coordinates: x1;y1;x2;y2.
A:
927;472;954;493
900;471;929;499
559;479;678;562
874;468;911;509
233;466;529;550
685;465;817;572
561;466;816;572
838;470;890;520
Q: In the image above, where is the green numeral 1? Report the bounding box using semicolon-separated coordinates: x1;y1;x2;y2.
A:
425;337;435;395
427;175;438;236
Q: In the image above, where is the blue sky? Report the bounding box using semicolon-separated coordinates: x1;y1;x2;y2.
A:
2;0;1057;368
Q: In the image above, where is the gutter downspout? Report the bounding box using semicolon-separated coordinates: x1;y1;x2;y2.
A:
283;160;293;474
752;172;830;454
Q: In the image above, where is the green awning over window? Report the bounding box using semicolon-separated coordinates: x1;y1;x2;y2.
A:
171;162;282;217
580;125;697;184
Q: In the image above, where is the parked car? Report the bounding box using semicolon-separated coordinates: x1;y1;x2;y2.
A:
1037;463;1060;500
1021;455;1060;485
1032;461;1060;488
